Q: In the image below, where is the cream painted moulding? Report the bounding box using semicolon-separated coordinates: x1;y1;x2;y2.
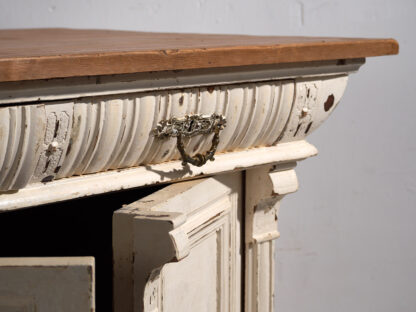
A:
0;60;360;210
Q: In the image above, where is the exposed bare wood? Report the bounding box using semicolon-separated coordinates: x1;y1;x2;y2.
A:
0;29;398;82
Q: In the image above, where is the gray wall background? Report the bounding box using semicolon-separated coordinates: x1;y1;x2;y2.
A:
0;0;414;311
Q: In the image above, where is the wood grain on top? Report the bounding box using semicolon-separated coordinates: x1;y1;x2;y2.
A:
0;28;399;82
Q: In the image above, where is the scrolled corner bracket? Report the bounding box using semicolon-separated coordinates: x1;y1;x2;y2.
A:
152;114;226;167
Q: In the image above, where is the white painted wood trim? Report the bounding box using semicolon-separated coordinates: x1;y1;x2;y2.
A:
0;59;363;105
0;75;347;191
113;173;242;312
245;163;299;312
0;140;316;212
0;56;366;312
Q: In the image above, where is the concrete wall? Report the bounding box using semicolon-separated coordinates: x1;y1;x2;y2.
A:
1;0;414;311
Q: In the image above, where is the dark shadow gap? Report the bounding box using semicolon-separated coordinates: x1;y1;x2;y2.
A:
0;184;165;312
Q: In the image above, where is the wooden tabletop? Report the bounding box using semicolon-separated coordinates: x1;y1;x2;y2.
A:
0;28;398;82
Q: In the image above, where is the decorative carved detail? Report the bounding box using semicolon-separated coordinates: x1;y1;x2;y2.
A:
33;103;73;182
153;114;226;139
153;114;226;166
113;173;242;312
0;105;46;190
278;76;348;143
0;75;347;191
245;163;299;312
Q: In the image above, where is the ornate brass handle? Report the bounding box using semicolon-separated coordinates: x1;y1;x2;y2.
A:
153;114;226;167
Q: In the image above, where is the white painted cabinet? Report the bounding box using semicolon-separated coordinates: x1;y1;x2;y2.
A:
0;167;302;312
0;29;397;312
0;69;359;311
112;165;299;312
0;68;361;311
114;172;243;312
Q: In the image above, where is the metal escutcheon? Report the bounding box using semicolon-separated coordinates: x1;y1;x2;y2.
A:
152;114;226;167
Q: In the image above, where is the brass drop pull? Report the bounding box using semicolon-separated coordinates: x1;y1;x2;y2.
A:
153;114;226;167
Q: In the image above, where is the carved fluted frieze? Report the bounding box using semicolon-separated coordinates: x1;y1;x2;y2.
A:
0;75;347;191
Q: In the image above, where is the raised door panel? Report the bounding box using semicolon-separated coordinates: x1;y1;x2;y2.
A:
113;172;243;312
0;257;95;312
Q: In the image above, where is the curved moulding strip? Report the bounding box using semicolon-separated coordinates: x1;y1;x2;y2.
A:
0;105;46;190
278;75;348;142
0;75;348;191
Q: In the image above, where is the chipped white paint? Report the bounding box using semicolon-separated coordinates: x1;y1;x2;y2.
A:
0;75;347;192
0;140;316;212
0;80;292;190
279;75;348;142
245;163;299;312
113;172;242;312
32;102;73;183
0;64;354;311
0;257;95;312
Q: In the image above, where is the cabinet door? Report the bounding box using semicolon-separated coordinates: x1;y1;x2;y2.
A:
0;257;95;312
113;172;243;312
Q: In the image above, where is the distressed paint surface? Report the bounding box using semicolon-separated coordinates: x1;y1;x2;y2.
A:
0;2;407;312
279;76;348;142
113;172;242;312
245;164;299;312
0;75;346;192
0;140;316;212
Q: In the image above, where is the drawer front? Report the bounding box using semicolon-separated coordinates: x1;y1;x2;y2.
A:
0;76;347;190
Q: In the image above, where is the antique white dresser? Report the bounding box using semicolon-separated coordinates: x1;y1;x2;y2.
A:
0;29;398;312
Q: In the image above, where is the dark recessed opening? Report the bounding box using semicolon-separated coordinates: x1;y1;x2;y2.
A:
0;184;165;312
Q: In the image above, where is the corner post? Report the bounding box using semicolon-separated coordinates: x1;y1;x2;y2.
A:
245;162;299;312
